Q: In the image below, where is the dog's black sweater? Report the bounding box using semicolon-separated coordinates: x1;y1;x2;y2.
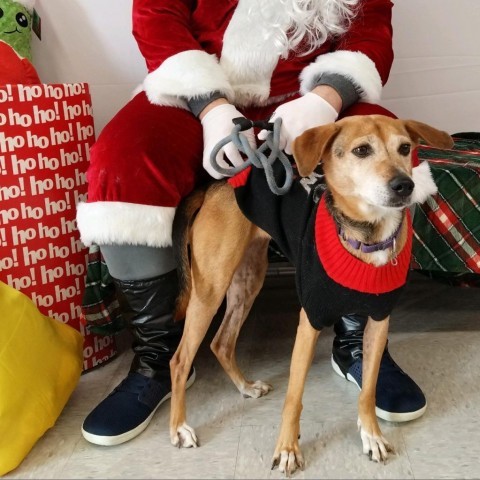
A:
228;165;412;331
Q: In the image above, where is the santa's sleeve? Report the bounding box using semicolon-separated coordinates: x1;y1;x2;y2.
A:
133;0;234;107
300;0;394;104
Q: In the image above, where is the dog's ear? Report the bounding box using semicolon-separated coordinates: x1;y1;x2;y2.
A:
403;120;454;149
292;123;340;177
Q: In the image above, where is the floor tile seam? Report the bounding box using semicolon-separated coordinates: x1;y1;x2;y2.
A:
398;429;417;480
54;435;84;480
232;422;245;480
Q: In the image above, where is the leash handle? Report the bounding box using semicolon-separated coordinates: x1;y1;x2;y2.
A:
209;117;293;195
232;117;274;132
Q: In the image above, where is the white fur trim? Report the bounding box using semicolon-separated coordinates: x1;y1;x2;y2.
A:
300;50;383;103
221;0;284;107
411;161;438;204
76;202;176;248
142;50;234;107
15;0;35;12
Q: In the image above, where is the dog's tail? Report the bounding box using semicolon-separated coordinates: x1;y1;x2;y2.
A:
172;185;209;321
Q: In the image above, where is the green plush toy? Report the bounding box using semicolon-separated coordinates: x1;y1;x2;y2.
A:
0;0;41;84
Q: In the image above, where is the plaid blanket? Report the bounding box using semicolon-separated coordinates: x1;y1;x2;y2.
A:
81;135;480;332
412;135;480;274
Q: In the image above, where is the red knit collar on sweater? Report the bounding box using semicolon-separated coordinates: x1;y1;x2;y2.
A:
315;197;412;294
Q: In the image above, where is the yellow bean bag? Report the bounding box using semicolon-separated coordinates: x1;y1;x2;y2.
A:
0;281;84;476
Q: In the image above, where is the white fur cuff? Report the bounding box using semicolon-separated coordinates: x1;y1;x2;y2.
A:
411;161;438;205
76;202;176;248
143;50;235;107
300;50;383;103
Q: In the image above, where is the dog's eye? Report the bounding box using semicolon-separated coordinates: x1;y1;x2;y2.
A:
352;145;372;158
398;143;411;156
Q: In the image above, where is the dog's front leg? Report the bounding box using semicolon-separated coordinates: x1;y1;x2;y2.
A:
272;309;320;476
358;316;394;462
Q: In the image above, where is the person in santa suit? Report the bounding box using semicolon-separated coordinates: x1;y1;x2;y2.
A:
76;0;427;446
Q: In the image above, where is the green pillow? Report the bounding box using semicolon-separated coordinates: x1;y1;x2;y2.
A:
0;0;35;60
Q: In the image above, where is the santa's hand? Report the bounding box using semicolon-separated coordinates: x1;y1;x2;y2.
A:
258;92;339;154
201;104;256;179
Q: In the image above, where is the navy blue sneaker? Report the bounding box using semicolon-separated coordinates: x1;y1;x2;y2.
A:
331;350;426;422
82;369;196;446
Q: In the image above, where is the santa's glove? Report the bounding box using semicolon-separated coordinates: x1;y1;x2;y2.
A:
258;92;339;154
201;103;256;179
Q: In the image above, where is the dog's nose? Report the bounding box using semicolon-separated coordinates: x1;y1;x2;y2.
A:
389;175;414;197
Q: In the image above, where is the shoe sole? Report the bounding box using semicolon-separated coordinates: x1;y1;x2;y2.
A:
81;369;197;446
330;355;427;423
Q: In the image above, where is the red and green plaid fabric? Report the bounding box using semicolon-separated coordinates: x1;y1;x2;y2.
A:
412;135;480;274
80;244;125;335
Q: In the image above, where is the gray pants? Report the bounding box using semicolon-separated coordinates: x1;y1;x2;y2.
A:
100;244;176;281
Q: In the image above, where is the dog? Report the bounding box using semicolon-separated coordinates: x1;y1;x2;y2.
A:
168;114;453;476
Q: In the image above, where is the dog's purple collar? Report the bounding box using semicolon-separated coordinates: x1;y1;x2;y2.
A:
337;222;402;254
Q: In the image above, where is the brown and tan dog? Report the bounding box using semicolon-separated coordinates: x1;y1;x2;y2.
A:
168;115;453;475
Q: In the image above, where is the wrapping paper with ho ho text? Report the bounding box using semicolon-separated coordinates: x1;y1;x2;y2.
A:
0;83;117;371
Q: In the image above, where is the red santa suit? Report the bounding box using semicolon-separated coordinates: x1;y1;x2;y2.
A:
76;0;395;249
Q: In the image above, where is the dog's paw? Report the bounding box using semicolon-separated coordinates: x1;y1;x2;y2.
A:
170;423;198;448
271;448;305;477
241;380;273;399
357;418;394;463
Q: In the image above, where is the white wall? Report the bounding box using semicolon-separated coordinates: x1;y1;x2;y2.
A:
32;0;480;135
382;0;480;134
32;0;145;135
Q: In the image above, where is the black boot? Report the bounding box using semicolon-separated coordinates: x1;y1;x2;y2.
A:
81;270;195;446
331;313;426;422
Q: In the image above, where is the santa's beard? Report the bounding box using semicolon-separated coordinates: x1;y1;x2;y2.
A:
253;0;360;56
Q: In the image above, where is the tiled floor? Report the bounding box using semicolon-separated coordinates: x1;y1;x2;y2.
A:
6;272;480;479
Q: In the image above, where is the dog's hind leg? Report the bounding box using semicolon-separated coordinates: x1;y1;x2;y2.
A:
357;316;394;462
272;309;320;476
210;234;273;399
169;189;259;448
